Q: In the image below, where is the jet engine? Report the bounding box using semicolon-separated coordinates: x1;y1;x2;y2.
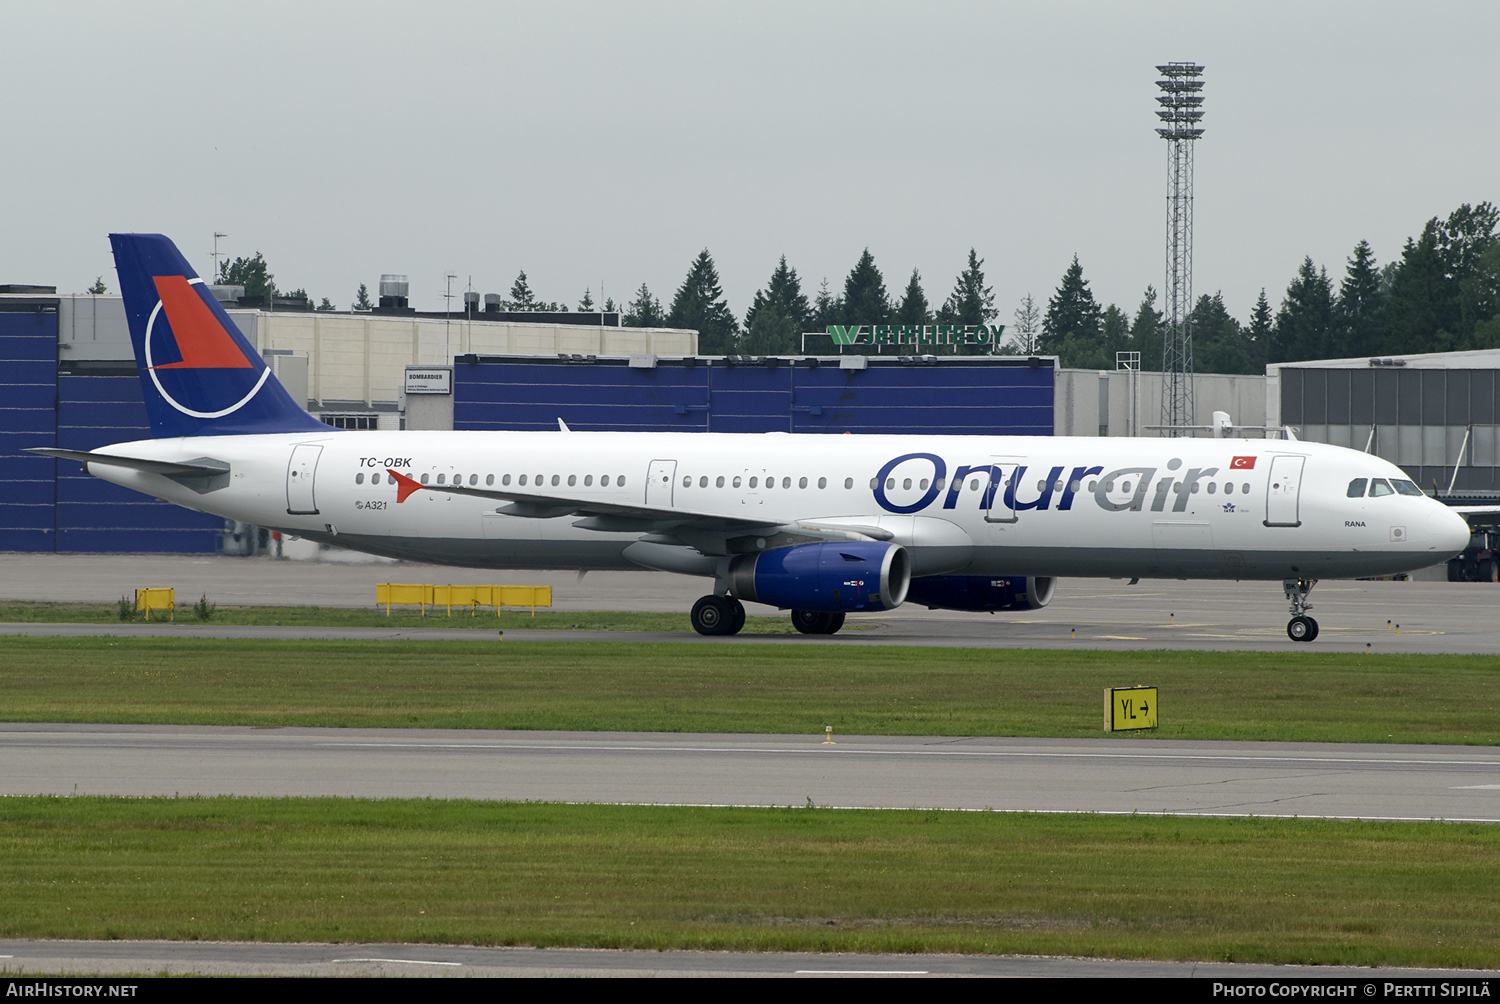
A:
728;541;910;612
906;575;1055;612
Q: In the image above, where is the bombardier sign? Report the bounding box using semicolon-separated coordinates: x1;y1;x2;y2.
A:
826;323;1006;347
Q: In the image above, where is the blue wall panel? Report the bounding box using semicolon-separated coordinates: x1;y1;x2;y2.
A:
53;375;221;553
0;312;58;550
455;358;1055;438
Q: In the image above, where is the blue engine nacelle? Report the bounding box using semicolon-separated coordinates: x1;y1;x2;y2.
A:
729;541;910;612
906;575;1056;612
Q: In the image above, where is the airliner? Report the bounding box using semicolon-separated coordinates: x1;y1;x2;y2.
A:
30;234;1476;641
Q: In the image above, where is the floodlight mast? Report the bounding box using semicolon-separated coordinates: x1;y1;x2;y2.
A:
1155;62;1204;438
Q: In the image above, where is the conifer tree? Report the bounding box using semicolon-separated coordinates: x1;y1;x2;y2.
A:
892;269;930;326
578;288;595;311
743;256;810;335
1245;288;1273;371
938;249;997;326
507;270;538;311
1041;255;1102;364
1272;258;1336;362
622;283;664;328
666;249;738;354
840;249;890;326
1335;240;1384;357
352;282;373;310
1129;286;1163;371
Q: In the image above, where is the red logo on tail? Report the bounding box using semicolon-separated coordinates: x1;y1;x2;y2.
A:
149;276;253;369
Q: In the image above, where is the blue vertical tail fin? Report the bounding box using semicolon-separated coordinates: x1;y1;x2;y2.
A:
109;233;330;437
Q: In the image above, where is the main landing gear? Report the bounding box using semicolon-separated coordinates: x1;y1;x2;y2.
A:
690;594;746;636
791;609;846;635
688;597;848;637
1284;577;1319;642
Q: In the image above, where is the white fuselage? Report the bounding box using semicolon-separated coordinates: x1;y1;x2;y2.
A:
86;430;1472;586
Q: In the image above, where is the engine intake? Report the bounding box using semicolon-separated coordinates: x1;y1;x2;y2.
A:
907;575;1055;612
729;541;910;612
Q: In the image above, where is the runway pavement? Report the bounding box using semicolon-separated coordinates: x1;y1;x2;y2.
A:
6;723;1500;821
1;552;1498;651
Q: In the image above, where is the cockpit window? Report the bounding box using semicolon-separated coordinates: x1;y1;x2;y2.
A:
1392;479;1424;496
1369;478;1394;497
1346;478;1367;498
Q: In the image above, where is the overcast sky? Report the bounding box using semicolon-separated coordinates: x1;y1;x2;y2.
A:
4;1;1497;327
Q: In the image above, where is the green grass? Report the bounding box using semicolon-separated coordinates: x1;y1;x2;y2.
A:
0;796;1495;966
1;638;1497;743
0;600;815;633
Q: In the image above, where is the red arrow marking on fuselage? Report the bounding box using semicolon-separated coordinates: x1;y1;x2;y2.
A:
150;275;253;369
387;468;423;502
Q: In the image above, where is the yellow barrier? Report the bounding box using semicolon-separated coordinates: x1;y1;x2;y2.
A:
135;587;175;622
378;584;552;616
376;583;434;615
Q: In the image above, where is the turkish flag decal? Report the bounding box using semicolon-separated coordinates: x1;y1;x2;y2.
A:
1230;456;1257;470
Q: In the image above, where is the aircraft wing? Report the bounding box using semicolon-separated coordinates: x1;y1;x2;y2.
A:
386;467;778;533
1447;505;1500;519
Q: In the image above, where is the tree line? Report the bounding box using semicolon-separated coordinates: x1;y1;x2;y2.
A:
1033;201;1500;373
205;199;1498;370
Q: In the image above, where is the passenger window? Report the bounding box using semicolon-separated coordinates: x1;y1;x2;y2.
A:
1121;481;1131;493
733;476;742;488
817;477;826;489
486;474;494;486
1369;479;1394;497
700;476;709;488
1347;478;1367;498
437;474;446;485
420;474;430;485
934;477;945;491
869;478;878;489
1070;480;1080;492
519;475;527;486
970;479;979;491
683;476;691;488
618;476;626;487
799;477;808;489
372;473;381;485
1036;479;1047;491
1241;482;1250;494
502;474;511;486
783;477;791;488
1224;482;1233;494
1207;482;1216;494
584;475;592;486
1190;482;1199;493
1088;480;1097;492
844;478;853;489
568;475;577;487
470;475;478;486
749;477;759;488
600;475;609;487
716;476;725;488
903;478;912;490
551;475;560;486
765;477;773;490
886;478;895;490
356;473;364;484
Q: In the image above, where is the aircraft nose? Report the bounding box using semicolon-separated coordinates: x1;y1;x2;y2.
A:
1427;505;1473;556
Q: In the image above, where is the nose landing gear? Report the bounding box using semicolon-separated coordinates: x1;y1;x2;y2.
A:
1283;578;1319;642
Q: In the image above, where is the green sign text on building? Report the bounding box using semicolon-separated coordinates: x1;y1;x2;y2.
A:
826;323;1006;346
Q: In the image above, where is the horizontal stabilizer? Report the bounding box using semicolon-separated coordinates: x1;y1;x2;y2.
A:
27;448;231;494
